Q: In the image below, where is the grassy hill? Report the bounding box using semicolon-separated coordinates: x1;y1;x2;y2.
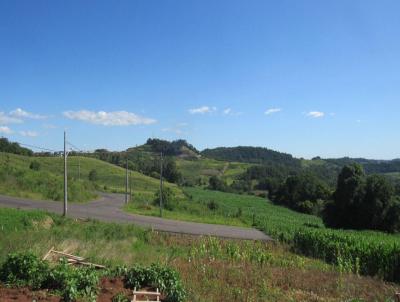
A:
176;157;252;186
0;152;183;202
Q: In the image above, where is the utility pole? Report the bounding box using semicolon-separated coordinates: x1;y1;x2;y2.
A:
63;131;68;217
129;171;132;202
159;152;163;217
125;157;129;204
78;157;81;181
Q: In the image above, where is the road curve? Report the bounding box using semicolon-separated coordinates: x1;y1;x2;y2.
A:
0;193;271;241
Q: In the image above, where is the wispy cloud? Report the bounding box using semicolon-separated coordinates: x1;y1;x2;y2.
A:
0;112;22;124
307;111;325;118
223;108;232;115
188;106;217;114
19;130;39;137
222;108;242;116
0;126;13;134
63;110;156;126
10;108;47;119
265;108;282;115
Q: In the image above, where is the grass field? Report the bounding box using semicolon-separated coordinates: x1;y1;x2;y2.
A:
0;207;398;302
126;187;400;283
0;152;183;202
176;157;252;186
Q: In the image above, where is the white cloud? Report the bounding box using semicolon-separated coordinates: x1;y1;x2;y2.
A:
63;110;156;126
307;111;325;118
223;108;232;115
10;108;47;119
19;130;39;137
188;106;217;114
0;126;13;134
222;107;243;116
0;112;22;124
265;108;282;115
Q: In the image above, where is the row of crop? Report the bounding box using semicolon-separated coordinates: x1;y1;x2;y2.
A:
292;228;400;282
0;252;186;302
256;214;400;282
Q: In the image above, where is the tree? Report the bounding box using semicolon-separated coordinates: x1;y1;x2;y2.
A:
153;187;176;211
162;158;182;184
360;174;394;228
208;176;228;192
323;164;365;228
273;172;330;214
323;164;400;232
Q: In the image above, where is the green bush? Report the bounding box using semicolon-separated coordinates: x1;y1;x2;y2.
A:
88;169;98;182
0;252;49;289
0;252;185;302
124;264;186;302
153;187;177;211
0;252;98;301
29;160;41;171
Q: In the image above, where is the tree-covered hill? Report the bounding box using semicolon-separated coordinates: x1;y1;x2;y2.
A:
201;146;301;167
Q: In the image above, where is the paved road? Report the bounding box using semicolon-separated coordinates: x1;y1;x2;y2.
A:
0;193;271;241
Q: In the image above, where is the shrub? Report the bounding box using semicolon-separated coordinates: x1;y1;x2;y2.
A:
88;169;98;181
0;252;49;289
124;264;186;302
29;160;41;171
153;187;177;211
207;200;219;211
0;253;99;301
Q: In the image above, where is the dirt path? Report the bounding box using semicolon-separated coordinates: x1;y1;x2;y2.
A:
0;193;271;241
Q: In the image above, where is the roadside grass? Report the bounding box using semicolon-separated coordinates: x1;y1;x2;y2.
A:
0;207;398;302
125;187;320;229
125;189;248;227
0;152;183;202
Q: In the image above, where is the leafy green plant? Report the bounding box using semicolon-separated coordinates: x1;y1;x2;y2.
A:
0;252;49;289
124;264;186;302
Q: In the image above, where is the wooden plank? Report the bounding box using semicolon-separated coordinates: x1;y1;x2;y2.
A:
50;250;85;261
132;291;161;296
42;247;54;260
132;288;160;302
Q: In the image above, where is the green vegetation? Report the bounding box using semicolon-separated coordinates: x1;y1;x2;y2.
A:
0;252;99;301
273;172;331;215
0;252;185;302
323;164;400;232
0;152;96;202
0;137;33;156
122;264;186;302
126;188;247;227
176;157;251;186
201;146;300;166
0;207;398;301
0;152;183;202
127;187;400;283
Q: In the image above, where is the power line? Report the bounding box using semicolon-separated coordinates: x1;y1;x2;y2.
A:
14;142;59;153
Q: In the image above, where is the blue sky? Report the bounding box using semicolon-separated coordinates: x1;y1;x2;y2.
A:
1;0;399;159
